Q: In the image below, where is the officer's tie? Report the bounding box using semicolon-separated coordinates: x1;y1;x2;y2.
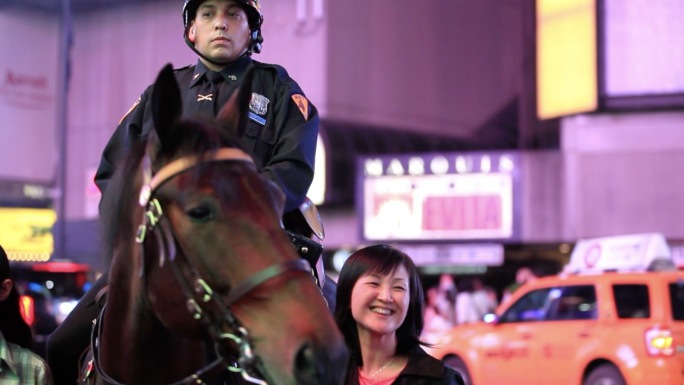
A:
196;70;224;118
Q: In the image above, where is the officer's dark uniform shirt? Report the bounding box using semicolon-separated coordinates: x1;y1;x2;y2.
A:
94;55;319;214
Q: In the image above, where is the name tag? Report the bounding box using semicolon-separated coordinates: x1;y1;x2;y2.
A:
248;111;266;126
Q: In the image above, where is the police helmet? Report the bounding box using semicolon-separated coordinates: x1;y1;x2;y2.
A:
182;0;264;54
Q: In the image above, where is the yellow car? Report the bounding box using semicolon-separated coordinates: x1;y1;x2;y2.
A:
426;234;684;385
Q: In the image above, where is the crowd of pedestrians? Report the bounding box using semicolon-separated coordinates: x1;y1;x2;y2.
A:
421;267;538;343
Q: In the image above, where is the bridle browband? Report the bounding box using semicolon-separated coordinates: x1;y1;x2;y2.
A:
138;148;253;208
91;148;313;385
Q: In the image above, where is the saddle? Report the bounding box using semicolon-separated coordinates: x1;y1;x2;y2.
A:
282;197;327;290
77;285;108;385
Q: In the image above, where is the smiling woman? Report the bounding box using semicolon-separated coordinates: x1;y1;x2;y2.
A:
334;244;465;385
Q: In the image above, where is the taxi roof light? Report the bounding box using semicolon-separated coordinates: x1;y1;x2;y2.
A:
565;233;675;274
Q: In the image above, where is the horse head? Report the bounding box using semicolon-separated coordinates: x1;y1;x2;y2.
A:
97;64;348;385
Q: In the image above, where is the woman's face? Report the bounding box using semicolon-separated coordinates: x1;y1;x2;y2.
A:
188;0;251;66
350;264;410;337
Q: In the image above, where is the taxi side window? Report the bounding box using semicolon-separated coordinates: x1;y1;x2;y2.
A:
612;284;650;319
500;288;552;323
670;282;684;320
500;285;598;323
546;285;597;321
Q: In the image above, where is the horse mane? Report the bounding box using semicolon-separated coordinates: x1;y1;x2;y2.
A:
98;140;145;266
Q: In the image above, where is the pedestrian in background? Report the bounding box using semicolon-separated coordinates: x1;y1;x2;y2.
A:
455;277;497;325
435;274;457;325
334;244;464;385
0;244;54;385
420;286;454;344
502;267;537;303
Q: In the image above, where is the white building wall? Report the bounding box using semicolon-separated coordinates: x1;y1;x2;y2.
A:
0;9;60;183
561;111;684;241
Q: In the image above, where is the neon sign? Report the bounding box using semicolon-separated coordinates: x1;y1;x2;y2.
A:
359;152;519;241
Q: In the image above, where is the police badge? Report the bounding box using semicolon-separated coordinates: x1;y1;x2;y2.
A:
249;93;269;115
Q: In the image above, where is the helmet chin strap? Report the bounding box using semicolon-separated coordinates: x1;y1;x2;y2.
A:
183;35;252;68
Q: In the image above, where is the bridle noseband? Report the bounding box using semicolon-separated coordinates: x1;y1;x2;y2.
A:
92;148;313;385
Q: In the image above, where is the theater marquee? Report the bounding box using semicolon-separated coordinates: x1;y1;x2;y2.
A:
358;152;520;242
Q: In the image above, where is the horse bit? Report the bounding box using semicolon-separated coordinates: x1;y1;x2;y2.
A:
89;148;315;385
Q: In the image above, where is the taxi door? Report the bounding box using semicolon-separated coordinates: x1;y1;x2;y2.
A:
478;323;541;385
481;287;555;385
532;285;599;384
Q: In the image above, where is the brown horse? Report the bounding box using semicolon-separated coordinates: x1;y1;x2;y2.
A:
85;64;348;385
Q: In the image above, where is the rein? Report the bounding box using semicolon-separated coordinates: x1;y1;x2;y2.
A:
91;148;312;385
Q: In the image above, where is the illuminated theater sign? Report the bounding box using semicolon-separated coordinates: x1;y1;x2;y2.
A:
358;152;520;242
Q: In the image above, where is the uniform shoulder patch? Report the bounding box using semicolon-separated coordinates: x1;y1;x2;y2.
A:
291;94;309;121
119;96;141;124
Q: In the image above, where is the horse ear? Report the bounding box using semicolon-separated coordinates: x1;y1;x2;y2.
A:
216;66;255;138
151;64;182;147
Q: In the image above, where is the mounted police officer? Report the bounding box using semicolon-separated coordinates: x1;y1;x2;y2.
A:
98;0;319;215
47;1;331;384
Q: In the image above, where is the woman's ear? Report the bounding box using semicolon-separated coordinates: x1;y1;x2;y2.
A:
0;278;12;302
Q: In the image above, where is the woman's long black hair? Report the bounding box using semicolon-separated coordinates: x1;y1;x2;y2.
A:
0;244;34;349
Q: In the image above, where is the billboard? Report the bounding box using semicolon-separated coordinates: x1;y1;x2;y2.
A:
536;0;684;117
0;9;60;182
601;0;684;109
536;0;597;119
358;152;520;242
0;207;56;262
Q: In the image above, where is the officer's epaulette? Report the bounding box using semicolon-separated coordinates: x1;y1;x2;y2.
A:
253;61;288;79
173;64;194;72
255;61;305;94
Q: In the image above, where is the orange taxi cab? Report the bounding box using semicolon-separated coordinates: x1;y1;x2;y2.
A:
426;233;684;385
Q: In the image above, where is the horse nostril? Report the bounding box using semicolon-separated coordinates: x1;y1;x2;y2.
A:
293;344;319;385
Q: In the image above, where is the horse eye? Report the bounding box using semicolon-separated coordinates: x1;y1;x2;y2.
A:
186;205;215;221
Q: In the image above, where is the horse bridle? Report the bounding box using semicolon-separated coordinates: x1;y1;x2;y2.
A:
91;148;315;385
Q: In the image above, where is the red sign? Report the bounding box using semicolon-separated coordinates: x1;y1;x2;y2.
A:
423;195;502;231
